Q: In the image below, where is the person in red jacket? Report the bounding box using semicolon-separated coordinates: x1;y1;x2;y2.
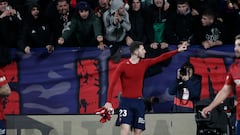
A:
201;34;240;135
104;41;187;135
0;68;11;135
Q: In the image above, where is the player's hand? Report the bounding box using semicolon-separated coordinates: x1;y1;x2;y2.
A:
201;106;212;118
104;102;113;110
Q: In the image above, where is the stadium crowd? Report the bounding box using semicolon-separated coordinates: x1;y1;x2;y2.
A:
0;0;240;53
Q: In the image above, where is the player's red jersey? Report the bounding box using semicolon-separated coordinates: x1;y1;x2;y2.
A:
107;50;178;102
0;69;8;120
225;59;240;120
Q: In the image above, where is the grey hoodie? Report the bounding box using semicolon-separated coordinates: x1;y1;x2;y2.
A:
103;0;131;42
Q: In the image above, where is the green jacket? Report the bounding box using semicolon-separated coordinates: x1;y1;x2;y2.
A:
62;9;102;46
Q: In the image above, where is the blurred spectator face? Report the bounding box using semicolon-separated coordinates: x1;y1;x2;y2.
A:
235;38;240;58
78;10;89;19
201;15;214;26
31;7;40;18
57;0;69;15
0;1;8;12
118;5;125;16
177;3;189;15
132;0;141;11
99;0;109;8
154;0;164;8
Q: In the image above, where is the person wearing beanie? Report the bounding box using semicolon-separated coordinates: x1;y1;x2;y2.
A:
58;1;104;47
102;0;131;63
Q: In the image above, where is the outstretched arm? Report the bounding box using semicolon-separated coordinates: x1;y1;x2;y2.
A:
201;84;232;118
148;43;187;66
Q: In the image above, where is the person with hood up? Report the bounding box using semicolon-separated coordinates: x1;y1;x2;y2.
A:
58;1;104;47
102;0;131;63
18;4;54;54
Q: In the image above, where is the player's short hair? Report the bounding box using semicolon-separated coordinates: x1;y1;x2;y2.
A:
129;41;144;54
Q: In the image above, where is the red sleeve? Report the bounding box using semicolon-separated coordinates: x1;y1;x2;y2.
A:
147;49;178;66
107;64;123;103
225;66;234;86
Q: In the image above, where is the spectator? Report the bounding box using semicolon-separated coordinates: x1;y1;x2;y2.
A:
163;0;199;47
142;0;172;77
45;0;76;47
18;4;54;54
102;0;131;63
94;0;111;18
126;0;148;45
0;63;11;135
58;1;104;47
8;0;26;18
0;0;22;48
224;0;240;43
168;62;201;112
94;0;111;37
189;0;221;17
144;0;170;51
193;9;225;49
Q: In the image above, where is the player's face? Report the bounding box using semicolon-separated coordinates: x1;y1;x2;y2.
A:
136;45;146;58
234;39;240;58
